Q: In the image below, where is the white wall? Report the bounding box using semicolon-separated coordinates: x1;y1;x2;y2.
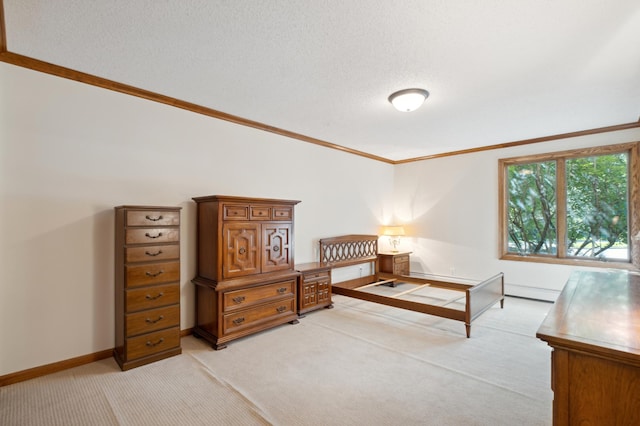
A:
393;127;640;300
2;60;638;376
0;63;394;375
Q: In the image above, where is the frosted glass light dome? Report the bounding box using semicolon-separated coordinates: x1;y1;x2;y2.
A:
388;88;429;112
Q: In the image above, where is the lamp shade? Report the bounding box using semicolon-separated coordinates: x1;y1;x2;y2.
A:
388;88;429;112
382;226;405;236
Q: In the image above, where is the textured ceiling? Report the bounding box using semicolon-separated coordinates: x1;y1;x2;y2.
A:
4;0;640;161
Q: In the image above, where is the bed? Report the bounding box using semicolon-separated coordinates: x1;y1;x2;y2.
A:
319;234;504;337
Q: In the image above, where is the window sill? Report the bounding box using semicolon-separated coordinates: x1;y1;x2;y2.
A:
500;253;638;271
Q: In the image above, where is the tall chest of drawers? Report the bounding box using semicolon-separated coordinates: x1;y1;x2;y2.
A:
191;195;301;350
114;206;182;370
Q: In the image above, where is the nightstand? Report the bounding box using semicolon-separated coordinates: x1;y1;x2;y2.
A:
378;252;411;275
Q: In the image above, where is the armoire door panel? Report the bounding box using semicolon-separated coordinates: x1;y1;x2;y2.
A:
223;223;261;278
262;223;292;273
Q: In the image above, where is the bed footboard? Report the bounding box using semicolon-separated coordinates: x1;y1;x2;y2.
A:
465;272;505;337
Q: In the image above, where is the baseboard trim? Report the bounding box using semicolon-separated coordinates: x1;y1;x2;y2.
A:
0;328;194;387
504;283;560;302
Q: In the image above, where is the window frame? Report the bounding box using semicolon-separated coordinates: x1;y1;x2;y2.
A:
499;141;640;270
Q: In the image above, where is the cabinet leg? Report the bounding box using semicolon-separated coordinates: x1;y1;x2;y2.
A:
289;319;299;325
213;342;227;350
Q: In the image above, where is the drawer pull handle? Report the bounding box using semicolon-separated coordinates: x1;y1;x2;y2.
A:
145;270;164;277
233;317;245;325
276;306;287;313
145;315;165;324
277;287;287;293
232;296;245;304
145;215;163;221
238;247;246;255
145;292;164;300
146;338;165;347
145;250;163;257
145;232;163;239
273;246;280;252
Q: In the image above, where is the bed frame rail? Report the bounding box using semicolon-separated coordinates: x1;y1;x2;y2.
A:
319;234;504;337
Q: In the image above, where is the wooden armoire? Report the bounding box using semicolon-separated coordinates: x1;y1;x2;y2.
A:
191;195;301;349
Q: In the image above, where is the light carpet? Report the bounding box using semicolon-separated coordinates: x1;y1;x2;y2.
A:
0;295;553;425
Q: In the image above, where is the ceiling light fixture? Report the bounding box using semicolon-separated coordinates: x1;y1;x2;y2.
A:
388;88;429;112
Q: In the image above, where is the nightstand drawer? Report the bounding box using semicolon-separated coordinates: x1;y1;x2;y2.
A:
126;210;180;227
126;261;180;287
125;244;180;263
125;327;180;360
301;270;330;283
223;280;295;312
126;283;180;312
126;305;180;337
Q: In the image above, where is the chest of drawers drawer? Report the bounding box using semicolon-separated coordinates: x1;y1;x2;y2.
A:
223;297;295;334
126;283;180;312
125;326;180;360
125;228;179;245
126;210;180;226
125;244;179;263
125;261;180;287
126;305;180;337
223;279;295;312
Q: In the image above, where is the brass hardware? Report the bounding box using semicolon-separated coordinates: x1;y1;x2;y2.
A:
273;246;280;252
232;296;245;304
145;315;165;324
233;317;245;325
277;287;287;293
145;215;163;221
276;306;286;313
238;247;246;255
145;270;164;277
145;232;163;239
146;338;165;347
145;250;163;257
145;292;164;300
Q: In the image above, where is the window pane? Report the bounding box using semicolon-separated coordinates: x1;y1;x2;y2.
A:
506;161;557;255
565;153;629;261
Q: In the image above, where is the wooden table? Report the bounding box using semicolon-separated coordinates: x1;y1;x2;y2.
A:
536;270;640;425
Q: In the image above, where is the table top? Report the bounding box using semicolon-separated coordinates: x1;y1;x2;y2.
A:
536;270;640;365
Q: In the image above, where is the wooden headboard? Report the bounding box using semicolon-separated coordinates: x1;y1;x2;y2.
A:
319;234;378;268
318;235;379;290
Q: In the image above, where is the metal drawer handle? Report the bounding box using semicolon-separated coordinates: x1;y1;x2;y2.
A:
233;317;245;325
145;292;164;300
145;215;163;221
145;315;165;324
145;250;163;257
273;246;280;252
146;338;164;347
145;270;164;277
232;296;245;304
276;306;287;313
145;232;163;239
277;287;287;293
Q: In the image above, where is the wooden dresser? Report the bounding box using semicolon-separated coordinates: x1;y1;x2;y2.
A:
295;262;332;316
537;270;640;425
114;206;182;370
191;195;301;350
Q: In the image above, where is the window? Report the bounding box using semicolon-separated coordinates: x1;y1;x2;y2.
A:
499;142;639;268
